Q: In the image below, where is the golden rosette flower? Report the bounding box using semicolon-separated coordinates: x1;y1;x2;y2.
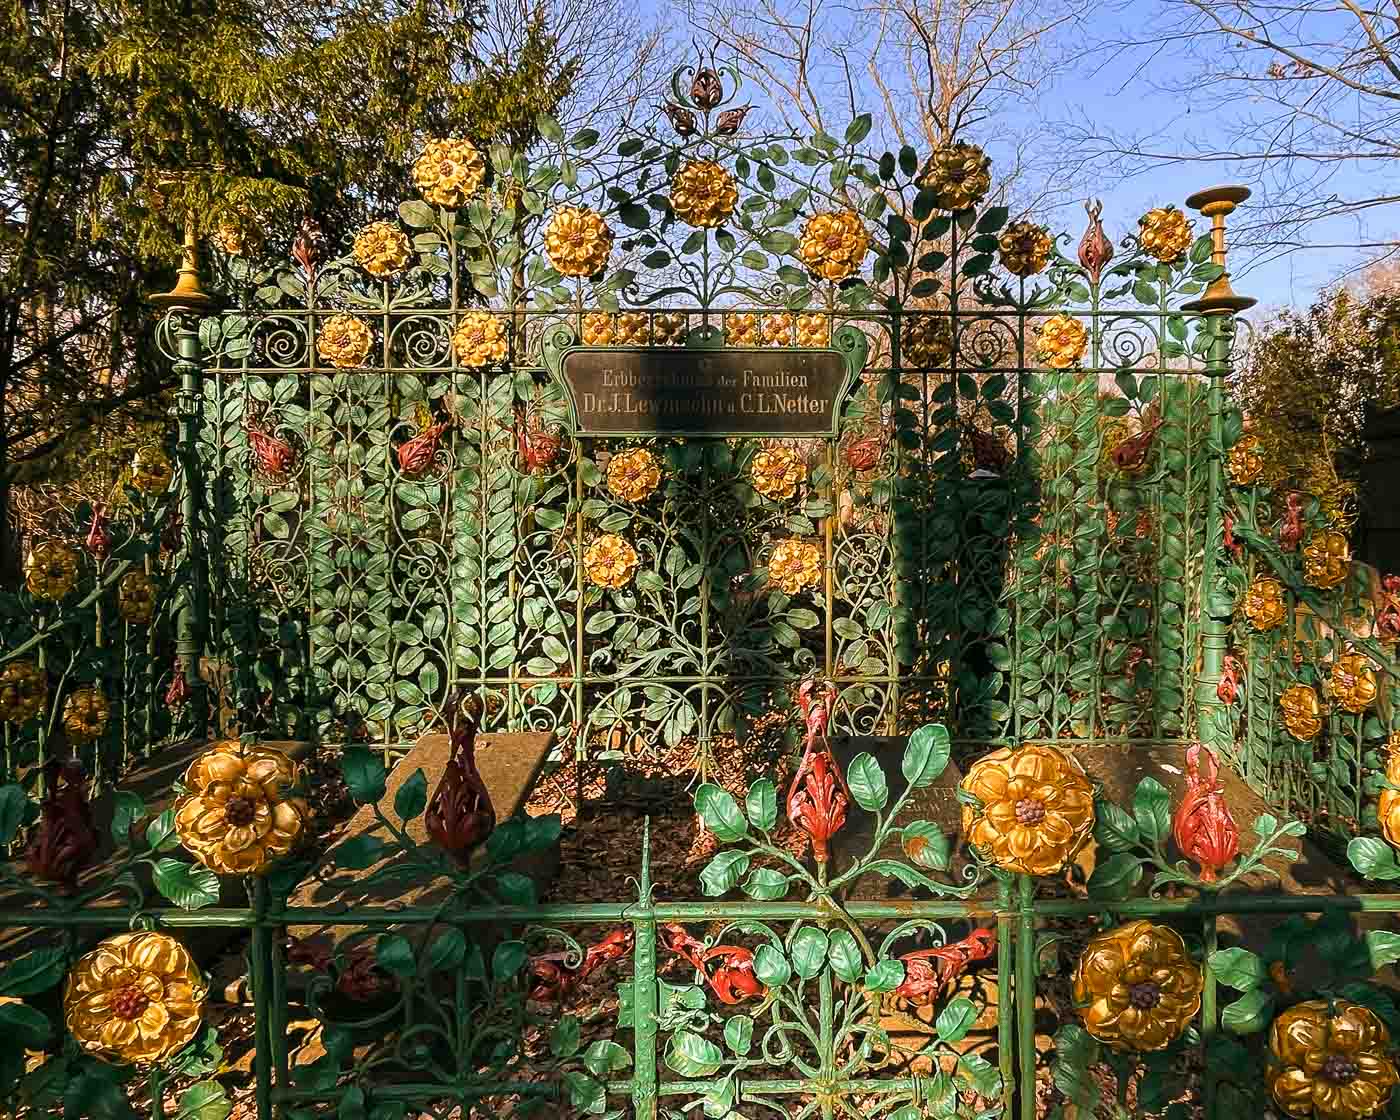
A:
1228;434;1265;486
653;313;686;346
413;137;486;207
998;220;1054;277
317;314;373;369
25;541;78;600
904;313;953;368
799;211;870;282
751;446;806;501
582;311;616;345
545;205;614;277
117;571;157;625
769;538;821;595
1138;206;1195;262
1268;1000;1398;1120
0;660;46;723
1072;921;1203;1051
173;742;310;875
352;221;412;278
796;313;828;347
1036;314;1088;369
960;744;1094;876
584;534;640;590
452;311;508;368
63;687;109;745
1280;683;1323;742
607;448;661;503
725;313;758;345
1243;576;1288;631
1379;735;1400;849
669;160;739;228
64;931;208;1065
130;446;173;495
923;142;992;212
761;313;794;346
1330;653;1378;715
1304;531;1350;590
616;312;650;345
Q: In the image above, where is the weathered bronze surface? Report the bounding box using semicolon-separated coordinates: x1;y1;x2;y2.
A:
560;346;850;436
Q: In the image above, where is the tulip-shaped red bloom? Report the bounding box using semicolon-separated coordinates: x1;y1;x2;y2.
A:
1222;511;1242;560
515;405;563;473
165;664;190;709
659;925;764;1004
786;679;848;863
247;419;296;477
1217;655;1243;706
426;697;495;865
1278;492;1304;552
894;928;997;1006
397;421;449;475
528;928;633;1002
1171;745;1239;883
1113;420;1163;473
1379;575;1400;641
85;505;111;560
1077;200;1114;285
25;760;100;887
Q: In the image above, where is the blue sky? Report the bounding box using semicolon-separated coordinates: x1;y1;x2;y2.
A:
643;1;1391;317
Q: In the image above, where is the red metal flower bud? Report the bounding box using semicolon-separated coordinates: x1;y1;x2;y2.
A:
1112;420;1163;474
165;664;191;709
85;505;111;560
705;945;763;1004
527;928;634;1003
1217;655;1243;706
397;420;449;476
843;431;881;473
1078;200;1114;285
335;947;396;1002
1278;491;1304;552
662;102;698;138
426;694;495;864
25;760;99;888
715;105;753;136
893;927;997;1006
1222;510;1242;560
1378;575;1400;641
1171;745;1239;883
967;426;1010;474
247;419;296;478
786;678;847;863
516;404;563;473
690;67;724;111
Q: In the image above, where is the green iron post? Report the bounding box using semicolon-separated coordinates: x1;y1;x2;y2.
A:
151;216;213;740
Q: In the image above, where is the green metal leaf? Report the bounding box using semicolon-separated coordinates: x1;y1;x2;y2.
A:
863;958;904;992
492;940;527;981
393;768;428;821
791;927;829;978
341;747;387;803
583;1039;632;1076
153;860;221;911
110;792;146;846
902;723;950;788
1365;931;1400;971
724;1015;755;1056
741;868;788;900
1131;777;1172;844
1221;988;1275;1035
847;752;888;811
753;944;791;986
1093;799;1139;852
375;934;416;978
1086;853;1142;900
746;779;777;831
901;820;951;870
936;996;978;1043
0;785;23;845
666;1031;724;1077
1349;838;1400;880
699;850;750;896
562;1072;607;1115
549;1016;581;1058
1209;947;1267;992
828;930;864;983
427;929;466;972
0;948;66;997
695;784;748;842
174;1082;231;1120
334;835;388;870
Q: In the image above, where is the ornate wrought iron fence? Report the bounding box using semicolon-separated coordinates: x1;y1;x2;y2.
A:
4;61;1400;1120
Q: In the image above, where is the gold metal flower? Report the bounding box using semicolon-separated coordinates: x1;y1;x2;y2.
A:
1280;683;1323;742
796;313;828;347
1138;206;1195;262
923;142;992;212
130;446;173;495
904;313;953;368
607;448;661;503
317;314;373;369
1379;735;1400;849
352;221;412;278
998;220;1054;277
1228;434;1265;485
584;534;640;590
64;931;208;1065
173;742;310;875
653;313;687;345
0;660;47;723
669;160;739;228
769;538;821;595
452;311;508;368
118;571;157;625
616;312;650;345
1243;577;1287;631
751;446;806;500
799;211;870;282
1330;653;1377;715
1036;314;1088;369
725;313;758;345
582;311;616;345
413;138;486;207
1268;1000;1398;1120
1072;921;1202;1051
761;313;794;346
63;687;109;745
545;205;614;277
26;541;78;600
960;744;1094;876
1304;531;1350;590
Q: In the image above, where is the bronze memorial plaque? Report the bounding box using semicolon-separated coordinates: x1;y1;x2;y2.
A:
559;347;852;437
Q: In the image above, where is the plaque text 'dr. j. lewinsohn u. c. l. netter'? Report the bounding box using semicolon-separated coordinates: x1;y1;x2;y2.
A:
559;347;852;436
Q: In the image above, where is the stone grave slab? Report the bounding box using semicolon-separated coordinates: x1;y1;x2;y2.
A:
286;731;558;955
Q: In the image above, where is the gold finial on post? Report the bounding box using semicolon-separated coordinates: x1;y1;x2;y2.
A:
1181;185;1256;314
150;213;213;311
